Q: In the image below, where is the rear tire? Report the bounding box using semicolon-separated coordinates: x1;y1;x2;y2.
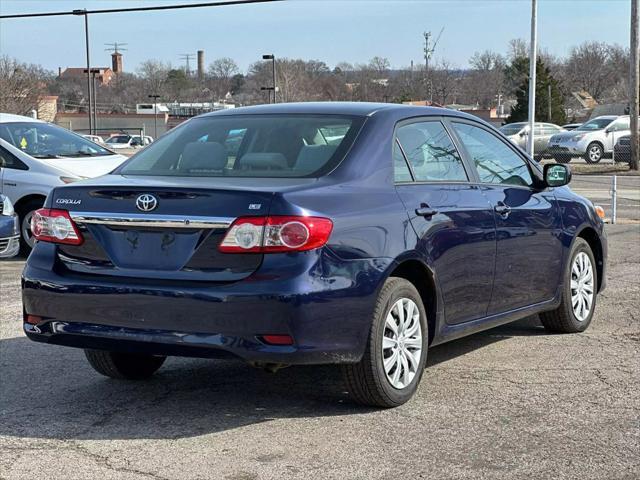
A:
17;199;44;256
343;277;428;408
84;349;166;380
540;238;597;333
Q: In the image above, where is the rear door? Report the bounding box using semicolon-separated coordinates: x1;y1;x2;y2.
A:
394;118;496;325
449;119;564;314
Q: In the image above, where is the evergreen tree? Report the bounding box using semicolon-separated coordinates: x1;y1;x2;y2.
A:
506;57;566;125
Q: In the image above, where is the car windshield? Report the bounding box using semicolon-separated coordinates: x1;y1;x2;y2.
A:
118;114;364;178
0;122;113;158
499;124;525;136
106;135;131;144
576;118;615;131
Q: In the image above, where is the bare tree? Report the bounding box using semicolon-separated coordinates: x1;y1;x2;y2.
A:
466;50;505;108
207;57;239;100
430;60;459;105
0;56;51;115
137;60;170;97
564;42;624;101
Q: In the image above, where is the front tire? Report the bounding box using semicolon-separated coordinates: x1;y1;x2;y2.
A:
84;350;166;380
584;142;604;164
540;238;597;333
343;277;428;408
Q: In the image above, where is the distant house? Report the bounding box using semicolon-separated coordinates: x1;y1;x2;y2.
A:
58;67;114;86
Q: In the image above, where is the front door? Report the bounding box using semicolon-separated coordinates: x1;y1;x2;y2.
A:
394;119;496;325
449;120;564;314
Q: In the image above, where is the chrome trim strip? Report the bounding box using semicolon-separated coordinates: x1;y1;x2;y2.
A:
69;212;234;229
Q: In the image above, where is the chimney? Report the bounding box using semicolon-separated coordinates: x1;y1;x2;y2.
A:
197;50;205;80
58;67;62;77
111;52;123;74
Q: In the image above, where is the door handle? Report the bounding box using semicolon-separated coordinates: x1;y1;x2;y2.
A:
415;204;438;218
494;202;511;217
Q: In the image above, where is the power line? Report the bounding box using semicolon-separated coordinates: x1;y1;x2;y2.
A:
0;0;283;19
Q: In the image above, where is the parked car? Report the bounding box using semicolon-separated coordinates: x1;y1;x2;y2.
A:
498;122;566;160
613;135;631;163
22;103;607;408
547;115;631;163
105;134;154;149
562;123;582;131
81;134;105;144
0;113;128;254
0;194;19;258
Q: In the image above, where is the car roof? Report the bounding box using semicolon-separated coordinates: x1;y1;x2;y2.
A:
591;115;622;120
200;101;470;119
0;113;46;124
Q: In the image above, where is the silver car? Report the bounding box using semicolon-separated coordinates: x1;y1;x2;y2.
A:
547;115;631;164
499;122;566;160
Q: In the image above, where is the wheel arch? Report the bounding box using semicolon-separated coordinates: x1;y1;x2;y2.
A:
386;257;439;345
575;226;604;292
14;194;46;216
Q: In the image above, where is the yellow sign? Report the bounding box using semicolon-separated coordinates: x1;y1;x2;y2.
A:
20;137;28;149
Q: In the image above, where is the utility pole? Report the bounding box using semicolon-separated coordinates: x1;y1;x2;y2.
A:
180;53;195;75
423;28;444;104
527;0;537;156
548;83;552;121
148;94;161;139
74;9;93;135
631;0;639;170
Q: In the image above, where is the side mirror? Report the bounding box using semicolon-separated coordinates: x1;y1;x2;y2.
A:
544;163;571;187
605;127;614;134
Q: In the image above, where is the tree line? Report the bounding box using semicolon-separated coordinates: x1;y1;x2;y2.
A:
0;38;630;125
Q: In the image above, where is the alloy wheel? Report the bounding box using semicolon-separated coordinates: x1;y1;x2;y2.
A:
588;145;602;163
571;252;594;322
382;297;422;389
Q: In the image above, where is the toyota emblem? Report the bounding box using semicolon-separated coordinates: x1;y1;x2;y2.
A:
136;194;158;212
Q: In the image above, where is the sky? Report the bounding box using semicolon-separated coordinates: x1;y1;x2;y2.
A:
0;0;632;74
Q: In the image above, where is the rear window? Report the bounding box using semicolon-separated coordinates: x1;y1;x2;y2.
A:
118;114;364;178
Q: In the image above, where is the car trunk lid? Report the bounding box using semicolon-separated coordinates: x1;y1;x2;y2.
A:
51;178;285;282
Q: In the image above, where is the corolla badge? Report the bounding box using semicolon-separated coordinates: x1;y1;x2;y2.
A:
136;194;158;212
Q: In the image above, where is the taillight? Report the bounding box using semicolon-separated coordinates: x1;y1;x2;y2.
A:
219;216;332;253
31;209;83;245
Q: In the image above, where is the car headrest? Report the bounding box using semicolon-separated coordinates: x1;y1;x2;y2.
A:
295;145;338;173
180;142;227;173
237;153;288;170
397;127;427;165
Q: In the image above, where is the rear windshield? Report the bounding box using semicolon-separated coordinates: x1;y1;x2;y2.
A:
117;114;364;178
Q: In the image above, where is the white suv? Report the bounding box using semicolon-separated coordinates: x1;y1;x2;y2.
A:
0;113;128;254
547;115;631;163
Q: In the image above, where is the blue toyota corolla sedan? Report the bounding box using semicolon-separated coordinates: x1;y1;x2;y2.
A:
22;103;606;407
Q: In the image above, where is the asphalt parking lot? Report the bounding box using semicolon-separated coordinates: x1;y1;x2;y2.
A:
0;223;638;480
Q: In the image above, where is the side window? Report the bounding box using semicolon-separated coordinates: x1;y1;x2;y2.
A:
612;118;630;132
0;146;28;170
396;121;468;182
393;139;412;182
451;122;533;187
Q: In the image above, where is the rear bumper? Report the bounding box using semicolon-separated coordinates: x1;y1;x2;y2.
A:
22;243;391;365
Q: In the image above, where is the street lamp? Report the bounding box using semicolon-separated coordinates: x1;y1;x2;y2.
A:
84;68;101;135
262;54;276;103
73;9;93;135
148;94;161;139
